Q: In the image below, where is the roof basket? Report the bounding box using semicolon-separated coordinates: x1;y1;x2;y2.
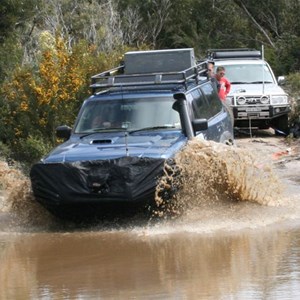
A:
207;48;261;60
90;61;208;94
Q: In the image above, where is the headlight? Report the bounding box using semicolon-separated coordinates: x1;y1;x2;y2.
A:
225;96;233;105
237;96;246;105
271;95;288;105
260;95;270;104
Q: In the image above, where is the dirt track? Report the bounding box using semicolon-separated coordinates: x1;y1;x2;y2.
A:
235;129;300;186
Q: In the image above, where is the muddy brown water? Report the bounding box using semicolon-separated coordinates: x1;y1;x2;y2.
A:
1;130;300;299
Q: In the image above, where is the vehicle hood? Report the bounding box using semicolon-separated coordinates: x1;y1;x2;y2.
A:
42;130;187;163
229;83;286;96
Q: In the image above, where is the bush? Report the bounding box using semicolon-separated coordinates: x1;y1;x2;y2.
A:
286;73;300;124
0;37;138;167
0;141;12;159
10;135;52;165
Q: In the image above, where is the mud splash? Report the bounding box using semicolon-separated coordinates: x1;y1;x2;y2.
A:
154;139;282;218
0;161;53;228
0;137;297;231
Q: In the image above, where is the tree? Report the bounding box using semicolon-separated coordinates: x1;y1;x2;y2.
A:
0;35;130;163
0;0;38;82
156;0;250;57
117;0;172;48
0;0;38;44
33;0;124;51
231;0;300;72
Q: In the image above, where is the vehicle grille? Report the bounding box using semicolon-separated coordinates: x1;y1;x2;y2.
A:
235;95;270;105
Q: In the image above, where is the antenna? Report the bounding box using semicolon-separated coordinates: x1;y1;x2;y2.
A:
262;44;265;94
125;131;129;156
120;84;129;156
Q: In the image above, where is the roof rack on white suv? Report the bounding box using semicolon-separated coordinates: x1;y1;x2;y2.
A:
207;48;262;60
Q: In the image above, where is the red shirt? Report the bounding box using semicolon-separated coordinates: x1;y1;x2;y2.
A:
217;77;231;101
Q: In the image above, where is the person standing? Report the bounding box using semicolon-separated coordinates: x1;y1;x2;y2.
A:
207;60;220;92
207;61;215;78
215;66;231;102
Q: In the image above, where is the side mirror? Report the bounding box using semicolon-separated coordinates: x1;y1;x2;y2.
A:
277;76;286;85
56;125;72;140
192;118;208;133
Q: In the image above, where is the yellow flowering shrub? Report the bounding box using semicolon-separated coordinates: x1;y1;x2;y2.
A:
0;36;135;163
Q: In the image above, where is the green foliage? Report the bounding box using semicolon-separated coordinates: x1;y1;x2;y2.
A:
0;0;38;43
1;0;300;165
286;73;300;91
285;73;300;124
0;141;11;159
0;35;136;163
0;36;23;82
11;135;52;165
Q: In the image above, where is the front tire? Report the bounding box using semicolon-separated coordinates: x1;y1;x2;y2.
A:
272;114;289;135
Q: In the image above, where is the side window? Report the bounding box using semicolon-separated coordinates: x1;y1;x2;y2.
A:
200;82;222;116
190;88;211;119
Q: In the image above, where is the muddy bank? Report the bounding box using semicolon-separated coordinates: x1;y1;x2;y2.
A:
235;130;300;185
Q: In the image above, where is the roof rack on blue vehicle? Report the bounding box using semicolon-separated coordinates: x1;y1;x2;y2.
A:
207;48;261;60
90;61;208;94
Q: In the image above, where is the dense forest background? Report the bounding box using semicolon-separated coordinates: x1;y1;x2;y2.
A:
0;0;300;166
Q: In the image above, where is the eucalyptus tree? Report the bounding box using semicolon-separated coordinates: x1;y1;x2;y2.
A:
231;0;300;73
0;0;39;82
117;0;172;48
36;0;124;51
0;0;38;43
155;0;250;58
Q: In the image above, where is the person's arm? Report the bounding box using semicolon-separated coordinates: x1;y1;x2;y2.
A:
225;78;231;96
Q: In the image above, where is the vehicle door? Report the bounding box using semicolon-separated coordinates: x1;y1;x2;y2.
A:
200;82;232;141
188;82;228;141
186;86;211;140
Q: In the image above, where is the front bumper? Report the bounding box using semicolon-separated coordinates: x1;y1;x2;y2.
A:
30;157;166;211
233;105;290;120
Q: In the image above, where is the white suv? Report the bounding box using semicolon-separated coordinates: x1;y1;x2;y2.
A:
208;49;290;134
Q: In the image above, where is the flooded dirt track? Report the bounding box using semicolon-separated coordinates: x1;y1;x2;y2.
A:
1;225;300;299
1;129;300;299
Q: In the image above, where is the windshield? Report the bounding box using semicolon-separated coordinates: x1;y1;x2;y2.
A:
221;63;275;84
74;96;181;133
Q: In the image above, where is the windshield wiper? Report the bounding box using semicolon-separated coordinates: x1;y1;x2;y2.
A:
80;125;176;138
79;127;127;139
129;125;176;134
249;81;273;84
230;81;249;84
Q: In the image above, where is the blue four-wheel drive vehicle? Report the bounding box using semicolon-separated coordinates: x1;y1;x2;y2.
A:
30;48;234;220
